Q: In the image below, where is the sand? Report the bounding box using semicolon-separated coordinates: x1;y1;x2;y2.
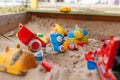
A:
0;6;26;14
0;16;120;80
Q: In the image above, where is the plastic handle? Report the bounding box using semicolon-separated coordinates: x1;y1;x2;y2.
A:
41;59;54;72
19;23;24;27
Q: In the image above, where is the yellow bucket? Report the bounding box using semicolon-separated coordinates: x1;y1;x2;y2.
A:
30;0;38;9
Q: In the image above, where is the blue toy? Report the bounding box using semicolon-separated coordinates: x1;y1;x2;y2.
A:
33;47;43;61
87;60;97;70
34;52;43;61
68;24;89;43
50;33;65;52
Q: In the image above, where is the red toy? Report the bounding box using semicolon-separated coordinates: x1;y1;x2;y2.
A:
41;59;54;72
85;37;120;80
68;41;78;50
17;23;46;52
77;42;88;47
85;51;94;61
99;36;114;42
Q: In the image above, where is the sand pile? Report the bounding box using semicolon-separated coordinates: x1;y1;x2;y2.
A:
27;16;120;39
41;38;102;80
0;16;120;80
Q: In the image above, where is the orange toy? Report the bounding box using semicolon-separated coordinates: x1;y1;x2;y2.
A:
47;27;58;39
60;6;71;12
0;44;37;75
47;24;67;39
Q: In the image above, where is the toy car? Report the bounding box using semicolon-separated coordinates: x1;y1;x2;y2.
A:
47;24;67;39
17;23;46;52
50;33;65;52
85;37;120;80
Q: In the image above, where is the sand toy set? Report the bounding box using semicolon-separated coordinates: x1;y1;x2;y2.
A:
0;22;89;75
17;23;89;53
1;0;120;79
16;22;120;80
0;21;120;80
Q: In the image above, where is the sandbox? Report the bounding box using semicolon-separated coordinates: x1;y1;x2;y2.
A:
0;11;120;80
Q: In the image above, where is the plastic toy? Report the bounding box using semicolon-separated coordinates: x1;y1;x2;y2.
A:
0;44;37;75
54;24;67;36
34;49;43;61
37;33;48;44
77;42;88;47
85;37;120;80
47;24;67;39
68;25;89;43
87;60;97;70
68;25;88;50
68;41;78;50
17;23;46;52
50;33;65;52
63;39;69;50
99;36;114;42
41;59;54;72
85;51;94;61
60;6;71;12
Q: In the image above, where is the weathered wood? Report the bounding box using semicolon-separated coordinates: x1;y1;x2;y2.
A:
0;12;27;34
27;11;120;22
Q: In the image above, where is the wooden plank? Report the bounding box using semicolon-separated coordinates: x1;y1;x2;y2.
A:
0;12;27;34
26;9;120;17
27;11;120;22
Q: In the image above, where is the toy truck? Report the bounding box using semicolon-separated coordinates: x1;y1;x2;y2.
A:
85;37;120;80
50;33;65;52
47;24;67;39
17;23;46;52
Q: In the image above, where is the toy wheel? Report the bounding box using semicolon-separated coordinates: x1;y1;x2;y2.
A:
28;39;42;52
57;36;62;42
59;45;64;52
